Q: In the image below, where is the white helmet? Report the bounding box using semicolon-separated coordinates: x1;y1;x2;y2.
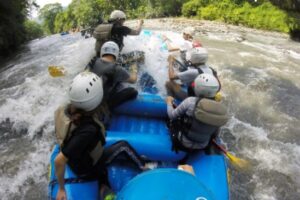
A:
110;10;126;21
69;71;103;111
183;27;195;36
100;41;119;60
186;47;208;65
194;73;220;98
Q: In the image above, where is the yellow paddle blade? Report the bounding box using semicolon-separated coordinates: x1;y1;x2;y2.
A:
226;152;251;170
48;66;66;77
215;92;222;102
227;168;231;184
48;164;52;180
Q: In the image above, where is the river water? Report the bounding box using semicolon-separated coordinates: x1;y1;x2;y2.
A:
0;25;299;200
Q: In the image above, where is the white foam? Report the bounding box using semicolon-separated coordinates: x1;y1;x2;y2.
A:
287;49;300;60
241;41;290;63
123;30;180;94
0;135;53;200
227;117;300;188
0;34;95;137
254;142;300;185
252;177;278;200
1;29;300;199
227;117;269;141
238;52;253;57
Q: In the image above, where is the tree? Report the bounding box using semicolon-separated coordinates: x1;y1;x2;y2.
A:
39;3;63;34
69;0;102;28
0;1;40;55
24;20;44;40
145;0;188;17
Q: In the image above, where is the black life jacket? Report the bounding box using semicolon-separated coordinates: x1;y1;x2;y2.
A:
110;24;126;51
169;98;228;152
55;105;106;166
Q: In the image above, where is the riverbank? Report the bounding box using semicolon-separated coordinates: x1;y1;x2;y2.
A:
127;18;290;41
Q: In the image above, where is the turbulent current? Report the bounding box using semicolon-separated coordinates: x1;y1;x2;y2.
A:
0;24;299;200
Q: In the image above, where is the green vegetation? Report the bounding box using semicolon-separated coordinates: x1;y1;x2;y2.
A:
39;3;63;34
38;0;299;36
182;0;300;33
0;1;45;57
41;0;188;33
1;0;299;56
24;20;44;40
0;1;28;56
54;0;104;33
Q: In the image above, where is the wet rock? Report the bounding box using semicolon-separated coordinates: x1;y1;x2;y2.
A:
290;29;300;42
137;18;289;40
236;36;246;42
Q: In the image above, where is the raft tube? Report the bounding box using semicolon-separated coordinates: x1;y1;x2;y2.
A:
48;93;229;200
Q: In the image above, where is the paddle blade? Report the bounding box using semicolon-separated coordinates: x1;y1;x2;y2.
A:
226;152;251;170
215;92;222;102
48;66;66;77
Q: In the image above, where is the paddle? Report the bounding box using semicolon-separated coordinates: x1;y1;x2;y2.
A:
48;66;66;77
212;139;250;170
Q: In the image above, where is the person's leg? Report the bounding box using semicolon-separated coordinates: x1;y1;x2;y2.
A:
94;102;111;127
102;140;145;170
108;87;138;109
165;81;187;101
100;184;115;200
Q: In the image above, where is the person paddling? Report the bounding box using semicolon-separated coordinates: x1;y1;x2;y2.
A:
166;47;220;100
54;72;147;200
88;41;138;109
93;10;144;56
166;73;228;152
163;26;201;53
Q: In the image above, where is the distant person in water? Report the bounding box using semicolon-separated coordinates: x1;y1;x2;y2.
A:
54;72;148;200
88;41;138;109
93;10;144;56
166;47;220;100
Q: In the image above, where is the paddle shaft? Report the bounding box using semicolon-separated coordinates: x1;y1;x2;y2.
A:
212;139;228;155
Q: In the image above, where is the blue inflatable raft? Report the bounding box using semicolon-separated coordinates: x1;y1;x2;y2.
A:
48;93;229;200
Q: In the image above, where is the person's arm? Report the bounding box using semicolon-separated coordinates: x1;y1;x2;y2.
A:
167;46;180;52
126;63;138;83
178;165;195;175
129;20;144;35
162;35;180;52
55;152;68;200
166;97;192;120
168;56;178;80
165;41;179;52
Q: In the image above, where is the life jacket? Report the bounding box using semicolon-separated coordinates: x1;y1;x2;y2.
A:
54;105;106;165
110;24;126;51
187;65;221;96
93;23;113;53
170;98;228;152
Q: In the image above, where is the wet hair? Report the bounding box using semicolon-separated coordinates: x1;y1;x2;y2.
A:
67;104;95;126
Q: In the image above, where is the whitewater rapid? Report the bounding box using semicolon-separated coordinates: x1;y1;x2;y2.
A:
0;25;299;200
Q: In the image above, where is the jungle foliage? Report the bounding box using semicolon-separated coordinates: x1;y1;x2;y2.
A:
41;0;188;33
0;1;44;56
1;0;300;56
39;0;299;35
182;0;300;33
